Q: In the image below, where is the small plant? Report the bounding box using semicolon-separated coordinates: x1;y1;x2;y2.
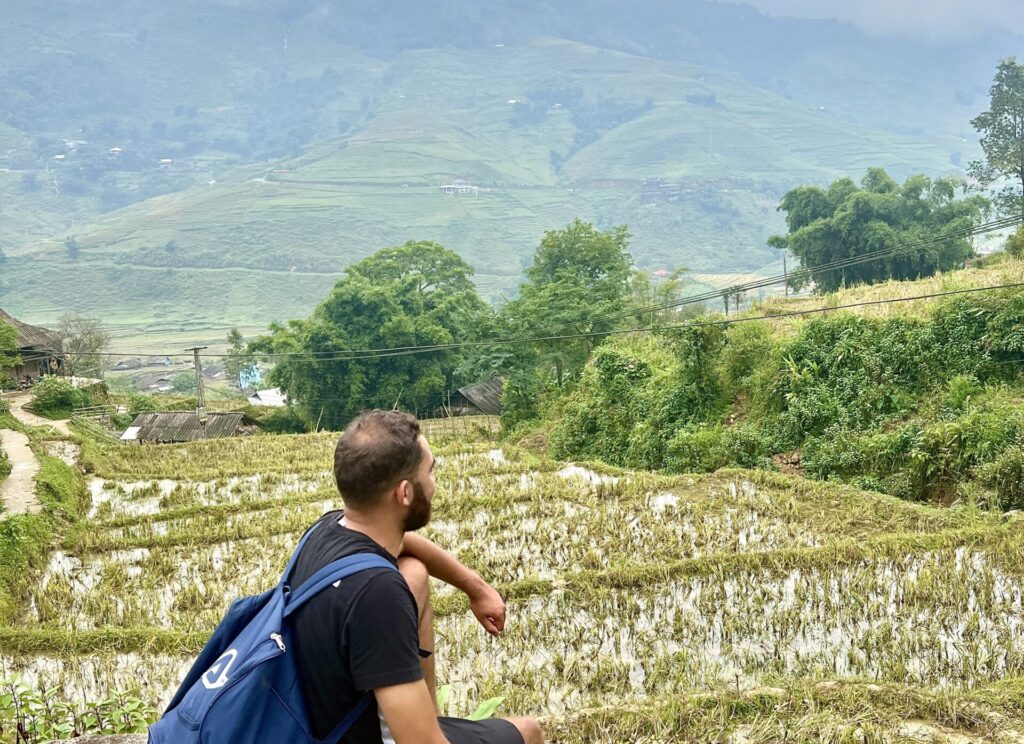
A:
0;677;156;742
436;685;506;721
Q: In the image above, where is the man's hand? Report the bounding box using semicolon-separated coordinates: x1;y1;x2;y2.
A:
468;581;505;637
401;532;507;636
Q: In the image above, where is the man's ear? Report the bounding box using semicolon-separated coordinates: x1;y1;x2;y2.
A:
396;479;412;507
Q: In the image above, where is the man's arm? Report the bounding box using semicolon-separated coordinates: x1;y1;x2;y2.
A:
401;532;506;636
375;680;451;744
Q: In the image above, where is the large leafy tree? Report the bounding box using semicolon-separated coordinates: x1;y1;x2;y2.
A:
251;241;488;430
768;169;988;293
467;220;633;429
503;219;632;387
970;57;1024;217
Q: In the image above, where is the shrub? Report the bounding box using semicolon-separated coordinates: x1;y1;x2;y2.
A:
30;378;92;419
976;446;1024;510
1006;225;1024;258
665;423;773;473
241;405;309;434
0;448;9;480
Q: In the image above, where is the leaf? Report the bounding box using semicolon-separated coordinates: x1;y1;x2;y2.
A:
467;695;505;721
435;684;451;714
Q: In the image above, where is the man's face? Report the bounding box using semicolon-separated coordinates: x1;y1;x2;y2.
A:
402;435;436;532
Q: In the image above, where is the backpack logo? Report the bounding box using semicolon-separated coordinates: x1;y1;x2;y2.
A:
202;649;238;690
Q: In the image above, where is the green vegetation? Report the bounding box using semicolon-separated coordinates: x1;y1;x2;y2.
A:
969;56;1024;217
0;442;86;627
539;255;1024;507
0;678;154;740
29;378;93;420
1009;224;1024;257
0;321;17;380
251;241;489;430
472;221;635;429
768;168;987;293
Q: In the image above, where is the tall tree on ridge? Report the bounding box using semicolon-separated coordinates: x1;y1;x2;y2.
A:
970;57;1024;218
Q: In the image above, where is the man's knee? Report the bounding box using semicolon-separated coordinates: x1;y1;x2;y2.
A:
397;556;429;605
507;716;543;744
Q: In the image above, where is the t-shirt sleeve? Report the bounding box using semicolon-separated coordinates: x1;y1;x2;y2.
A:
346;571;425;691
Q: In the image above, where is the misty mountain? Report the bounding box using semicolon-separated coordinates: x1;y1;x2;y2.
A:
0;0;1020;342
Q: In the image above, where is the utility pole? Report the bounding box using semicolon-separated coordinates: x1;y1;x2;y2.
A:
783;254;788;298
185;346;208;425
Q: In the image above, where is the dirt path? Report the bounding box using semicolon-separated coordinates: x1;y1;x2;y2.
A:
0;428;40;515
4;392;72;436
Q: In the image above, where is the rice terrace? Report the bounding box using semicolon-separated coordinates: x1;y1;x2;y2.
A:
4;1;1024;742
1;407;1023;742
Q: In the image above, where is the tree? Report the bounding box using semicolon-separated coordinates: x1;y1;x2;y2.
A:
171;372;197;393
224;328;254;388
64;236;81;260
57;314;110;378
970;57;1024;217
624;267;691;325
768;169;988;294
250;241;488;430
0;320;19;378
501;220;632;387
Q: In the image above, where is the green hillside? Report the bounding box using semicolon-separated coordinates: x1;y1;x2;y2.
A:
0;1;1019;345
0;36;970;345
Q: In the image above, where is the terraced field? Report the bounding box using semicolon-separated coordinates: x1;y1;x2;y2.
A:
2;420;1023;742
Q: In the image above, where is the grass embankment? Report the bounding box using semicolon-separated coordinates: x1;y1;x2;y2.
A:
540;253;1024;509
0;406;86;625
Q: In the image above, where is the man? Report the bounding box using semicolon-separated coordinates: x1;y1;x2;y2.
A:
290;410;544;744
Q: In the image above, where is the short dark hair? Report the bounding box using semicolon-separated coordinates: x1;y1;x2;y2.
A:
333;410;423;507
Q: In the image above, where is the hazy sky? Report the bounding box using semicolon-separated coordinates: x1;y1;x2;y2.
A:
737;0;1024;38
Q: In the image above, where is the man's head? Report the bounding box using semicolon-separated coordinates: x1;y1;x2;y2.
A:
333;410;436;531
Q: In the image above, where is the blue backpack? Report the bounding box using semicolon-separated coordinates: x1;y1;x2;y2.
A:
148;522;397;744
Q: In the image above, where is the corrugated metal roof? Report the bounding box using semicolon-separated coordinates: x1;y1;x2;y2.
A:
457;379;503;415
0;308;61;351
126;412;244;443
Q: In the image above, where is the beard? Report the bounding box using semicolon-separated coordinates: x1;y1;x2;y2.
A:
402;478;432;532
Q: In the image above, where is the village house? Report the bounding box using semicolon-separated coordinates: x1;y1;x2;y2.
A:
0;308;63;383
121;411;251;443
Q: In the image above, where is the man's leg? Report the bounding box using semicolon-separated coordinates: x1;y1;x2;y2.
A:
505;717;544;744
398;556;438;712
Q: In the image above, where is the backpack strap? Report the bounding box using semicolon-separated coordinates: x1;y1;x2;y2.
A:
279;519;324;588
283;554;397;618
318;693;374;744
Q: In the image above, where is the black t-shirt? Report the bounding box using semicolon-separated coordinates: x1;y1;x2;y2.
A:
290;511;423;742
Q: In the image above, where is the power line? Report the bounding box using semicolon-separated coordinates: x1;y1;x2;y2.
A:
598;214;1023;324
32;218;1023;362
101;279;1018;364
62;278;1024;363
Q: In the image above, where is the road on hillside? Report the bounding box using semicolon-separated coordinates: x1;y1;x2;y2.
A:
6;392;71;436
